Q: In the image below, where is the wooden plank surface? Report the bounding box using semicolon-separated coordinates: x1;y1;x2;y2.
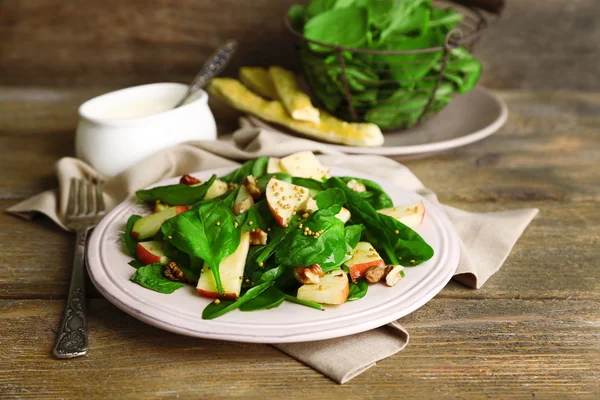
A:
1;298;598;399
1;1;599;90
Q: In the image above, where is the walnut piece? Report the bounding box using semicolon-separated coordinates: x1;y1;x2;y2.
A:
249;228;268;246
243;176;261;200
347;179;366;193
180;174;201;186
294;265;324;284
365;265;387;283
164;261;195;284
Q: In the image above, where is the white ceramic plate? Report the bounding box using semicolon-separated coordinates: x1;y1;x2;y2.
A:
249;86;508;158
87;166;460;343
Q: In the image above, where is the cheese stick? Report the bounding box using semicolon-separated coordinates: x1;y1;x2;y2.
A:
209;78;384;147
268;66;320;123
239;67;279;100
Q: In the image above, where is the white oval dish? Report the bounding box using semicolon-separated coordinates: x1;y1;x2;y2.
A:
76;83;217;177
86;166;460;343
249;86;508;158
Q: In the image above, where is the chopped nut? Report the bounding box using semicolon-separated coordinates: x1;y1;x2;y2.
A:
385;265;405;287
164;261;195;284
243;175;261;200
365;265;387;283
293;265;324;284
180;174;201;186
249;228;268;246
347;179;366;192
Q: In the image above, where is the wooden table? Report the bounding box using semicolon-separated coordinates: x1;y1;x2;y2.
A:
1;1;599;398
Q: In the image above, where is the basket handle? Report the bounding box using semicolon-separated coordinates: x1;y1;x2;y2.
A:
452;0;505;14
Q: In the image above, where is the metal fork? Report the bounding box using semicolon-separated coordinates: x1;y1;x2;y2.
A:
53;178;106;359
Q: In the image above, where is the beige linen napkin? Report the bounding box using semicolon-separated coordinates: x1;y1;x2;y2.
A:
7;124;537;384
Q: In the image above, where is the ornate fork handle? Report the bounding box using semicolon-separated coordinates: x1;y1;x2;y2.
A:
53;229;89;358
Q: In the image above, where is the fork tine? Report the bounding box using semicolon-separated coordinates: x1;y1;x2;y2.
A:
87;180;95;214
95;181;106;213
78;179;86;215
67;178;77;216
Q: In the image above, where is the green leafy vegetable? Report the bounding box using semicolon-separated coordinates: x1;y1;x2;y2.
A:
275;209;347;268
347;278;368;301
314;187;346;213
284;294;323;310
201;282;273;320
327;177;433;265
220;157;269;184
340;177;393;210
123;215;142;257
304;6;369;52
130;263;184;294
161;203;241;294
344;224;364;249
128;259;145;269
239;286;285;311
290;0;482;129
136;175;217;205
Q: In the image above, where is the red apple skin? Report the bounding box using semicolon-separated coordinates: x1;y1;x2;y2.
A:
196;288;239;300
175;206;189;214
349;259;386;281
137;242;168;265
131;231;139;239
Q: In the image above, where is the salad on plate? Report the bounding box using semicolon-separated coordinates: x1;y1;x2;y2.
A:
122;151;433;319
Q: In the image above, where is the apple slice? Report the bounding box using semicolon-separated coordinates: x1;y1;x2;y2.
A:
131;206;188;240
344;241;385;281
232;185;255;215
335;207;351;223
297;270;349;305
265;178;309;228
305;197;351;223
137;241;169;265
204;179;229;200
280;151;330;181
196;231;250;299
267;157;282;173
377;201;425;229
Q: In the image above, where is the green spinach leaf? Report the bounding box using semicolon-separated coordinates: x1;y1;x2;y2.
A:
344;224;364;249
130;263;184;294
161;203;241;294
275;210;347;268
347;278;368;301
128;259;145;269
314;187;346;213
327;177;433;265
201;281;273;320
239;286;285;311
339;176;393;210
220;157;269;184
304;7;369;52
283;294;323;310
136;175;217;205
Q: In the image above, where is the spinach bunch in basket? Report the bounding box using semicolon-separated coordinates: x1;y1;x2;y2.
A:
288;0;483;129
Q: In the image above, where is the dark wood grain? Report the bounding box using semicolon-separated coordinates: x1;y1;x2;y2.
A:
1;1;599;90
1;298;598;399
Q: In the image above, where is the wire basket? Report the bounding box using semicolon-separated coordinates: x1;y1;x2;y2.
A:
285;1;489;131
